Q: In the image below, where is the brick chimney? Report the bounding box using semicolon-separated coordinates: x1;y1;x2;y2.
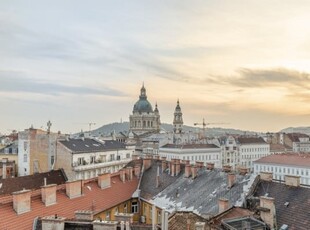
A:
98;173;111;189
93;220;118;230
120;169;126;182
207;162;214;170
175;162;181;176
191;165;198;179
2;159;7;179
285;175;300;187
227;173;236;189
185;164;192;178
75;210;94;221
126;167;133;181
134;165;141;177
260;172;273;182
239;167;248;175
223;165;232;173
195;161;204;168
66;180;82;199
195;222;205;230
171;161;176;176
161;160;167;173
143;158;152;171
41;184;57;206
259;196;276;229
41;215;66;230
218;198;229;213
161;156;167;161
185;160;190;166
12;189;31;214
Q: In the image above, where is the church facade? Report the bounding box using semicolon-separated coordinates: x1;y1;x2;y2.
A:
129;84;160;135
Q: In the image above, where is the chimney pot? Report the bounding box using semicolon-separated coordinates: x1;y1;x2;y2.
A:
218;198;229;213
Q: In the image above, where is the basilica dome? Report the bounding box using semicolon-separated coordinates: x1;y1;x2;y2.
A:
133;85;153;113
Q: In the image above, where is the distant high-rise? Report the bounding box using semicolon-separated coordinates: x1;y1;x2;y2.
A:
173;99;183;134
129;84;160;134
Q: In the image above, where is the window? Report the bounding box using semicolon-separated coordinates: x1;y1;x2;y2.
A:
115;207;118;214
110;154;115;161
78;157;84;165
131;201;138;213
90;156;96;164
150;206;152;220
23;154;27;162
126;153;130;159
51;156;55;165
106;211;110;220
124;203;128;213
24;141;28;151
157;211;161;224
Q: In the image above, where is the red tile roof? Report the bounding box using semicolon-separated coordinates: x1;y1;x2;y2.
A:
254;153;310;168
0;175;138;230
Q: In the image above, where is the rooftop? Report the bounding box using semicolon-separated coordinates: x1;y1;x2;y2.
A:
237;137;267;145
252;180;310;230
160;143;219;149
254;153;310;168
59;138;126;153
0;169;67;195
0;174;138;230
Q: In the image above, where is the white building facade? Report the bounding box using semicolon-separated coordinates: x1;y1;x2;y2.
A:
159;144;222;168
254;154;310;185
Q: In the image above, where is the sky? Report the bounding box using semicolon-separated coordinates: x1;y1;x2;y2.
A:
0;0;310;134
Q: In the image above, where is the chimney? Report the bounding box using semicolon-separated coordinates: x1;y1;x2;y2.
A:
41;216;66;230
175;162;181;176
259;196;276;229
185;164;192;178
260;172;273;182
161;160;167;173
143;158;152;171
2;159;7;179
285;175;300;187
120;169;126;182
134;165;141;177
93;220;118;230
227;173;236;189
207;162;214;170
12;189;31;214
156;166;160;188
126;167;133;181
98;173;111;189
161;156;167;161
41;184;57;206
191;165;197;179
171;161;176;176
195;222;205;230
223;165;232;173
187;219;191;230
195;161;204;168
239;167;248;175
132;154;139;160
218;198;229;213
75;210;94;221
66;180;82;199
185;160;190;166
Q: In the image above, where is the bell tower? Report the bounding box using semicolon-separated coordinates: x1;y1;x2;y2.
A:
173;99;183;134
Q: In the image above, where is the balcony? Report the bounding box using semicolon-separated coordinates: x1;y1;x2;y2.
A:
73;158;132;172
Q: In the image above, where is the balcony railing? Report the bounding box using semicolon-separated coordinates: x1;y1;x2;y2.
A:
72;158;132;172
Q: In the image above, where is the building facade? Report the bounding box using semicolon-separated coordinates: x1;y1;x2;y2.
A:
253;154;310;185
129;84;160;135
159;143;222;167
18;128;59;176
56;138;134;181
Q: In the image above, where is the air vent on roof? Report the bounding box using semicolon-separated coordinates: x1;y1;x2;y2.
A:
284;202;289;207
280;224;288;230
85;145;89;147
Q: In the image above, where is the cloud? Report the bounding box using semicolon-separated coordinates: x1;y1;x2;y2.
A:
0;70;126;97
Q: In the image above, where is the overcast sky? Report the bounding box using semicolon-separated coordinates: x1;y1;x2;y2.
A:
1;0;310;134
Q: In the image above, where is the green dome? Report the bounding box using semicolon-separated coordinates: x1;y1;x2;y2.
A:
133;84;153;113
133;99;153;113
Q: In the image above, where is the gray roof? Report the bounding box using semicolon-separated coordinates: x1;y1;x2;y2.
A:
252;180;310;230
237;137;267;145
161;143;219;149
59;138;126;153
139;160;255;217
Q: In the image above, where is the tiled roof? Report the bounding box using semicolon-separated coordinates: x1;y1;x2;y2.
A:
59;138;126;153
160;143;219;149
211;207;254;226
254;153;310;168
0;169;67;195
237;137;267;145
0;174;139;230
253;180;310;230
